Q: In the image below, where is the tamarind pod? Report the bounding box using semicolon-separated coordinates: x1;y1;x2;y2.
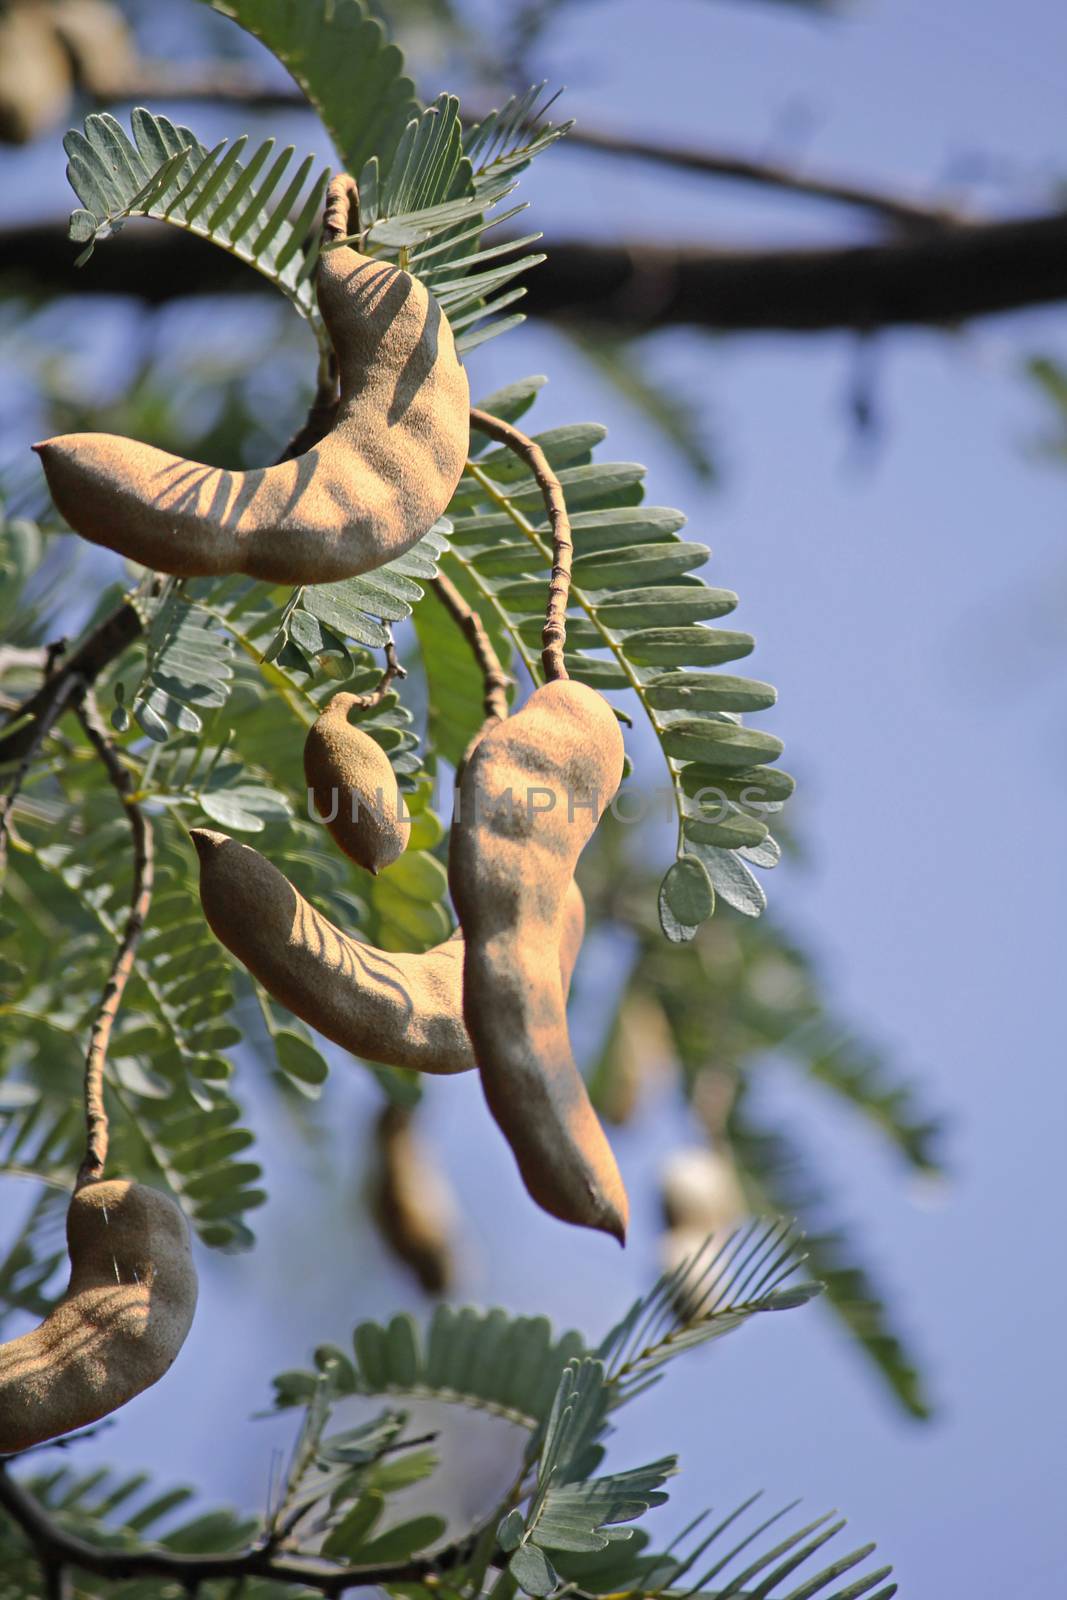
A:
0;5;73;145
32;175;470;583
372;1104;456;1294
304;694;410;874
0;1180;197;1454
190;830;585;1075
448;679;629;1242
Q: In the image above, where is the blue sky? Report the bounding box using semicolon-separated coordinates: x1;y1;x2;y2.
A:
3;1;1066;1593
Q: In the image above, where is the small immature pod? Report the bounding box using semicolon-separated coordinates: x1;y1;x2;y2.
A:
304;693;409;874
448;679;629;1242
190;830;585;1076
0;1180;198;1454
32;175;470;583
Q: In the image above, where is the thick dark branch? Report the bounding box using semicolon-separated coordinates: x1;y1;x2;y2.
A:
530;213;1067;331
73;693;155;1188
0;1465;487;1595
4;211;1067;330
469;408;573;682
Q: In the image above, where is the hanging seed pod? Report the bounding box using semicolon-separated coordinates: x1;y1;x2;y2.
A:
304;693;410;874
33;175;470;583
0;1180;198;1453
449;679;629;1242
191;830;585;1076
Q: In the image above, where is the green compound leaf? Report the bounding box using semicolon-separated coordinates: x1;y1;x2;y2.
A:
437;377;789;938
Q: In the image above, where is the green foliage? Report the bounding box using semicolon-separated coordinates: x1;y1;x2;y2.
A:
580;813;941;1415
0;788;264;1250
728;1110;932;1419
62;75;562;355
561;326;718;481
66;110;332;331
450;373;787;934
204;0;420;174
271;1218;816;1421
0;1243;890;1598
0;7;914;1592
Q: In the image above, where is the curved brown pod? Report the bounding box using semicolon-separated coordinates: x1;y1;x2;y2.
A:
304;693;409;874
448;679;629;1242
32;175;470;583
0;1180;197;1454
190;829;585;1075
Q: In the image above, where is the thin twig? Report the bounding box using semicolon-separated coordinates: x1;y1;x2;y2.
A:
90;68;962;230
431;571;511;747
345;632;407;714
468;409;573;683
0;1464;497;1595
543;122;963;231
73;693;154;1189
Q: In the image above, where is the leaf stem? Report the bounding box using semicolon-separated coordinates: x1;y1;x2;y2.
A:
430;572;511;767
469;408;573;682
72;694;154;1188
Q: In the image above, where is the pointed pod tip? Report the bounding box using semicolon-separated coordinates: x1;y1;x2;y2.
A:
188;827;228;863
603;1202;628;1247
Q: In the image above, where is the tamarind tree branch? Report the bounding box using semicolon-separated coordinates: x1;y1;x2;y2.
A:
468;409;573;682
85;69;963;229
72;693;155;1189
0;1464;498;1595
0;598;142;766
5;210;1067;330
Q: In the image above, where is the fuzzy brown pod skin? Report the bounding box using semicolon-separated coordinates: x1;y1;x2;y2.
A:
0;1180;197;1454
304;694;410;874
372;1104;456;1294
190;830;585;1075
32;175;470;583
448;680;629;1242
